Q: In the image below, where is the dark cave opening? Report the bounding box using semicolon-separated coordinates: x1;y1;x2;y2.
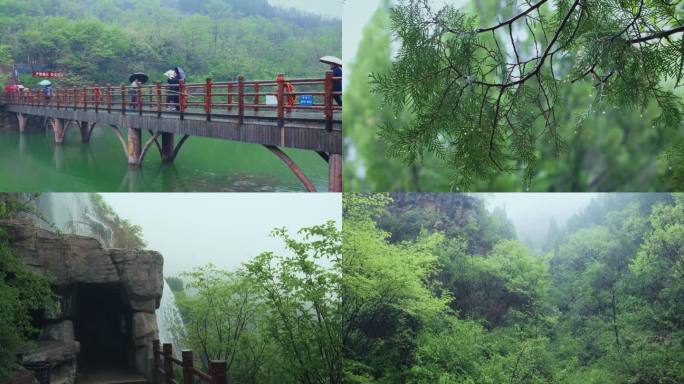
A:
73;283;133;370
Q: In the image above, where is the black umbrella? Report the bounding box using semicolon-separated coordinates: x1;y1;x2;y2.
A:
129;72;149;83
175;67;186;80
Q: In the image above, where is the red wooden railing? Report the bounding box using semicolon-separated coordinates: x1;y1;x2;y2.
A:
153;340;227;384
0;72;342;130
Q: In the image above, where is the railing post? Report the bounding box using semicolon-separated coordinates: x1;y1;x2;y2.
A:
107;84;112;113
95;85;100;112
324;70;333;131
163;343;173;384
83;86;87;111
153;340;161;384
237;76;244;125
137;82;142;116
205;77;212;121
179;79;185;120
56;88;61;110
276;74;285;142
121;84;126;115
210;360;228;384
276;73;285;120
181;350;193;384
156;81;162;117
253;82;259;114
227;82;233;112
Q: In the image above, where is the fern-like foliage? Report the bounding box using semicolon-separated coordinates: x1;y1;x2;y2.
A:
372;0;684;189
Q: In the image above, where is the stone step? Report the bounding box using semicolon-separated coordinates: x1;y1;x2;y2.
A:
79;379;149;384
76;369;149;384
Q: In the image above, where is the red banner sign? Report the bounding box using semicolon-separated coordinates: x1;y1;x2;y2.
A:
32;71;65;78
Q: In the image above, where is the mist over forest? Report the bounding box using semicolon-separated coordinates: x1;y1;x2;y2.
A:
343;193;684;383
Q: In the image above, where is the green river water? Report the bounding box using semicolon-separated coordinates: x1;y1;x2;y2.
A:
0;127;328;192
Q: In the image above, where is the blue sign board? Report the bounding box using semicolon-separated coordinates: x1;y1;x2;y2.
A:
299;95;314;105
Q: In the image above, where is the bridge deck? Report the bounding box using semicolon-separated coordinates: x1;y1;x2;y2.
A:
4;104;342;154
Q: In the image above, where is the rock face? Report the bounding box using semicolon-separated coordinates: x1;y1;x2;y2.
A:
1;219;164;382
22;341;79;384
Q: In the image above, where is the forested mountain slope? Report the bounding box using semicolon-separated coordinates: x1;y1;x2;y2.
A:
343;193;684;383
0;0;340;85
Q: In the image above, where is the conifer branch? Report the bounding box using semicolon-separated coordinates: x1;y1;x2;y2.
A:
374;0;684;188
476;0;548;33
628;25;684;44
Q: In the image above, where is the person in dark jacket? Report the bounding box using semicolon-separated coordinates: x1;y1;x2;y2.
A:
331;64;342;106
165;69;180;111
44;84;52;106
129;79;142;108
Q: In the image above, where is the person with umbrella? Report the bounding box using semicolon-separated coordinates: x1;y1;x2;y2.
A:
39;79;52;106
164;68;184;111
128;72;148;109
320;56;342;106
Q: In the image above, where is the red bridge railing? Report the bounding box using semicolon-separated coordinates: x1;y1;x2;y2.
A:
153;340;227;384
0;71;342;130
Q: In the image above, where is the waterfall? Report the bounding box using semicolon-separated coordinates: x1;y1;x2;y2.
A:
157;280;186;355
29;193;186;353
34;193;115;247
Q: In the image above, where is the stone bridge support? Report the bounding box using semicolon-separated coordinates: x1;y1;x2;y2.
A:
128;127;142;165
160;132;175;163
328;153;342;192
50;118;66;144
17;113;26;133
79;121;96;143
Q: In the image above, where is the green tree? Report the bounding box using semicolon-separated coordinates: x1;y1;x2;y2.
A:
0;196;54;380
165;276;184;292
179;265;271;383
369;0;684;190
245;221;342;384
344;2;452;192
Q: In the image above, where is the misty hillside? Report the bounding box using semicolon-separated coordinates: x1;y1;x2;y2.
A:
378;193;516;255
0;0;341;86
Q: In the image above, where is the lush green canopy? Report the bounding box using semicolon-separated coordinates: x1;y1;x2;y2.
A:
0;0;340;86
342;193;684;383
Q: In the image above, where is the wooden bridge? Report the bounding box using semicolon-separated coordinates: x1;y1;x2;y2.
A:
0;72;342;192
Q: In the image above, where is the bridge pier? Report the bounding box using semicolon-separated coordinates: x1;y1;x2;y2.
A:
328;153;343;192
128;127;142;165
16;113;26;133
80;122;95;143
50;118;66;144
160;132;175;163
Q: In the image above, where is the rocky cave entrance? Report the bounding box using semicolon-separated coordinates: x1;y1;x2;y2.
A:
74;283;133;373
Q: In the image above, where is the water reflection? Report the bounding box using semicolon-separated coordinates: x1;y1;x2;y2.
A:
53;144;64;171
18;134;26;155
0;130;327;192
119;167;143;192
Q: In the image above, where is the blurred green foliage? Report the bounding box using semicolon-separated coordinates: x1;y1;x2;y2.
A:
345;0;683;191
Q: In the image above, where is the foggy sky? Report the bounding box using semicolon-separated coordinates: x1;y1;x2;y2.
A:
100;193;341;277
479;193;598;250
268;0;342;19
